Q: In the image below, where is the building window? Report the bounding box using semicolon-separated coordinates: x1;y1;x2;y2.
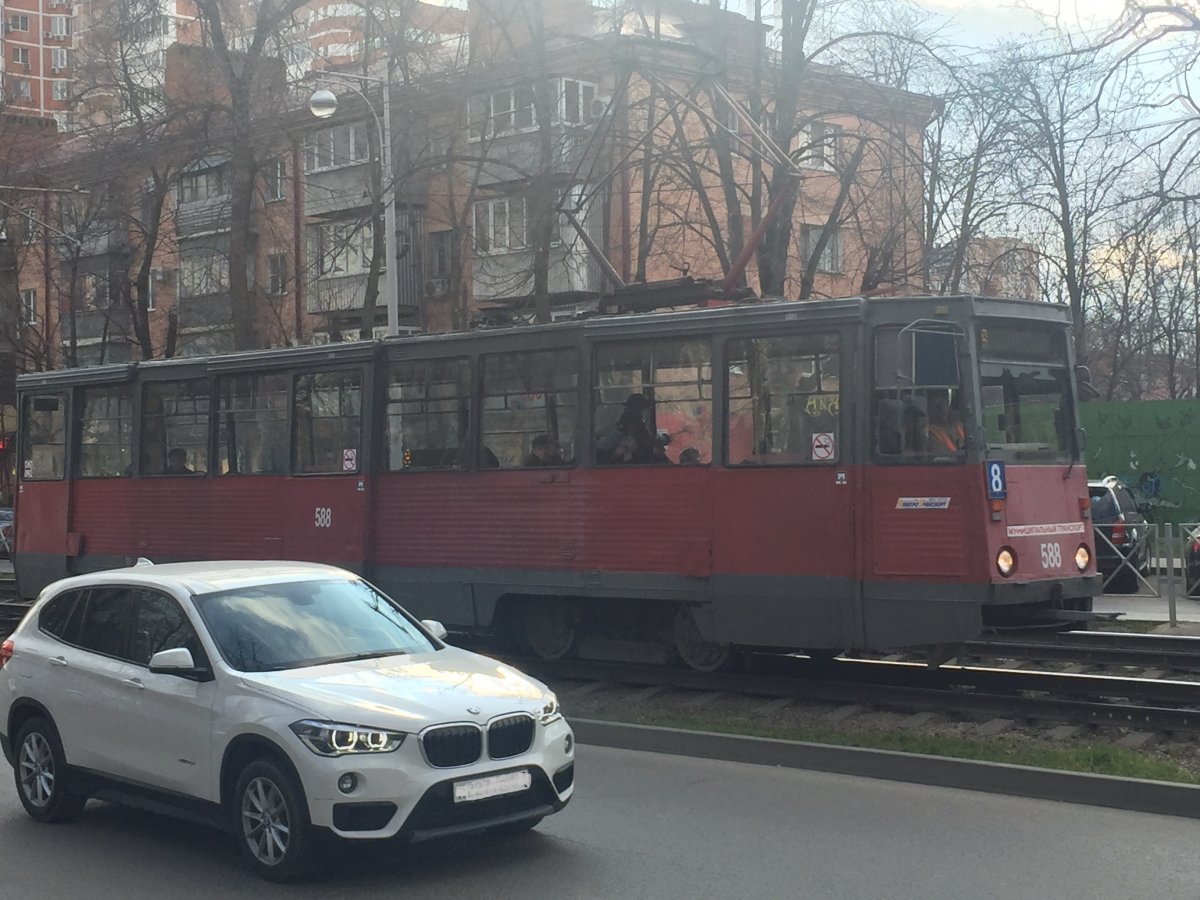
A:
20;288;36;325
21;394;65;480
303;123;368;172
20;210;38;245
84;275;112;310
265;159;286;201
178;167;226;203
180;252;230;297
51;48;69;70
267;253;287;294
469;78;596;140
428;230;457;278
12;48;29;65
11;79;31;101
51;82;69;102
473;197;526;254
798;120;842;169
145;276;156;311
49;15;69;37
800;225;841;274
8;16;29;32
308;222;372;277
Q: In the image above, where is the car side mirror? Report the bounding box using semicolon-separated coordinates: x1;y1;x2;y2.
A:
421;619;448;641
149;647;196;674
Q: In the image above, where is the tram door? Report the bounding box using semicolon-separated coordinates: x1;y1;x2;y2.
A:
713;328;858;649
276;367;370;573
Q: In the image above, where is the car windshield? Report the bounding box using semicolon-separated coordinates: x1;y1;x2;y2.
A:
192;578;437;672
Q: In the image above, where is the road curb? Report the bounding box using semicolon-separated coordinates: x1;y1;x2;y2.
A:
572;718;1200;820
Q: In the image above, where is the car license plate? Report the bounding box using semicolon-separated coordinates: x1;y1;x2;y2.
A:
453;770;532;803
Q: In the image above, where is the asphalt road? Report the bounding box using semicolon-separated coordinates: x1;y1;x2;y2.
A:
0;744;1197;899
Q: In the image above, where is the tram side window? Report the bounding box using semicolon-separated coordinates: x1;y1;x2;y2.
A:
595;338;712;465
217;373;289;475
293;370;362;474
387;358;471;470
21;393;66;480
78;386;133;478
481;349;577;468
142;380;210;475
873;327;966;460
726;334;840;465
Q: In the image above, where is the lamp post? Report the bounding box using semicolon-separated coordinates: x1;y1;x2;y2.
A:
309;73;399;337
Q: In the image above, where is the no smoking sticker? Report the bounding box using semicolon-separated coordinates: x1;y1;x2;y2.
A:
811;432;835;460
343;448;357;471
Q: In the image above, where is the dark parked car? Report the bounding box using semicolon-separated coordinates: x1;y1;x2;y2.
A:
1088;477;1149;593
0;508;13;559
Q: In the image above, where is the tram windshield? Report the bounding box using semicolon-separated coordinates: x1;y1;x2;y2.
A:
976;323;1076;461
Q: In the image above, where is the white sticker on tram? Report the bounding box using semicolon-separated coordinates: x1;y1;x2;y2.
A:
1005;522;1086;537
895;497;951;509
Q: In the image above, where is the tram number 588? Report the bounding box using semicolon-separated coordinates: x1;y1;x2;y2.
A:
1039;542;1062;569
314;507;333;528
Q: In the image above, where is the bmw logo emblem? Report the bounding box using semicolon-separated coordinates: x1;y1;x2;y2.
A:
467;706;481;715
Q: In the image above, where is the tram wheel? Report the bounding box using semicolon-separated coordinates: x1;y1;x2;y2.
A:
672;604;738;672
523;598;581;661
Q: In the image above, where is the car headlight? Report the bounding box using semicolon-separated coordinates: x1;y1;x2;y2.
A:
539;694;562;725
289;720;406;757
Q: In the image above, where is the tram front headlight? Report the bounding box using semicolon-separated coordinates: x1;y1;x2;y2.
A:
1075;544;1091;572
996;547;1017;577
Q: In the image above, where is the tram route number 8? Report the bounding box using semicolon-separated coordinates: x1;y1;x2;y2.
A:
314;507;333;528
1039;542;1062;569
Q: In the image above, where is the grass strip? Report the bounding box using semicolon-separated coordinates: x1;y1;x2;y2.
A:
582;707;1200;785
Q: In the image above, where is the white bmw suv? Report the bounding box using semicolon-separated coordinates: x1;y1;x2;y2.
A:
0;561;575;880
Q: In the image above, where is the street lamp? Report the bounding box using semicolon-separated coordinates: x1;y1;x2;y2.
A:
308;74;400;337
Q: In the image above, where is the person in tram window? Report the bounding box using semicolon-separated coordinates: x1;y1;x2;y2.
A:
164;448;196;475
679;447;701;465
925;389;965;453
524;434;564;467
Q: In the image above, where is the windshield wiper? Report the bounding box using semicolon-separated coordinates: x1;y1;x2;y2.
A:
319;650;406;665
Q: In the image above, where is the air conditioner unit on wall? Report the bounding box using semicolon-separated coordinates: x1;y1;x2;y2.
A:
589;97;610;120
424;276;449;298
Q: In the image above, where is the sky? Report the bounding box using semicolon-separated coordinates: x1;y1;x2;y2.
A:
914;0;1128;44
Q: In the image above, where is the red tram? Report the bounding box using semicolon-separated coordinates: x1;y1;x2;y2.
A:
13;295;1101;669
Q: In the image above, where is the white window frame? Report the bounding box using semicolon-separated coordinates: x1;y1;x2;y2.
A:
178;167;226;204
798;120;842;170
265;159;286;202
310;222;372;277
469;78;597;141
303;123;369;173
51;48;68;70
49;15;69;37
8;15;29;32
180;253;230;298
51;81;69;102
12;47;29;65
11;79;31;101
267;253;287;294
20;288;36;325
472;197;527;254
801;224;842;274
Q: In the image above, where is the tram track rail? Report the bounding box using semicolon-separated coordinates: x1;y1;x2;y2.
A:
517;653;1200;736
963;630;1200;672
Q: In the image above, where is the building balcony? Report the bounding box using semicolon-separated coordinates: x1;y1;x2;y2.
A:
177;293;233;329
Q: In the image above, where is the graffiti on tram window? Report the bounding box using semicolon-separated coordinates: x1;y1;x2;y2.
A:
1081;399;1200;524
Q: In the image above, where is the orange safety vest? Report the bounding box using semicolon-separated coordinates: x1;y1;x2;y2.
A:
929;421;964;452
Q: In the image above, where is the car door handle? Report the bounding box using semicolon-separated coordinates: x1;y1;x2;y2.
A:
48;656;67;667
123;677;145;690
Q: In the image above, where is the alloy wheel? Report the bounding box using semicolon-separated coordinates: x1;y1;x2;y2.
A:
240;776;291;866
18;732;55;808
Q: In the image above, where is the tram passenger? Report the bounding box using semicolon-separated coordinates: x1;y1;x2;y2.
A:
524;434;564;467
679;447;701;465
925;389;965;453
164;448;196;475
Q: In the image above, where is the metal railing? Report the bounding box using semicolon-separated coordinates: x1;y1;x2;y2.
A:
1092;520;1200;626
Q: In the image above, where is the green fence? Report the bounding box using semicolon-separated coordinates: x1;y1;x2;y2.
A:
1080;399;1200;524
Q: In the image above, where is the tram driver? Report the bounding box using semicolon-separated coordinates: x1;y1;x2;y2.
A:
925;389;965;453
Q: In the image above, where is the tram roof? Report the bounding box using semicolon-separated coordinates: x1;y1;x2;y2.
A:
18;293;1070;388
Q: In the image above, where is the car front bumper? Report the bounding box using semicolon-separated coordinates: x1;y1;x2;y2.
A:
292;716;575;840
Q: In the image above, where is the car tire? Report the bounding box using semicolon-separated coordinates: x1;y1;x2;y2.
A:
233;759;320;882
12;716;87;824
